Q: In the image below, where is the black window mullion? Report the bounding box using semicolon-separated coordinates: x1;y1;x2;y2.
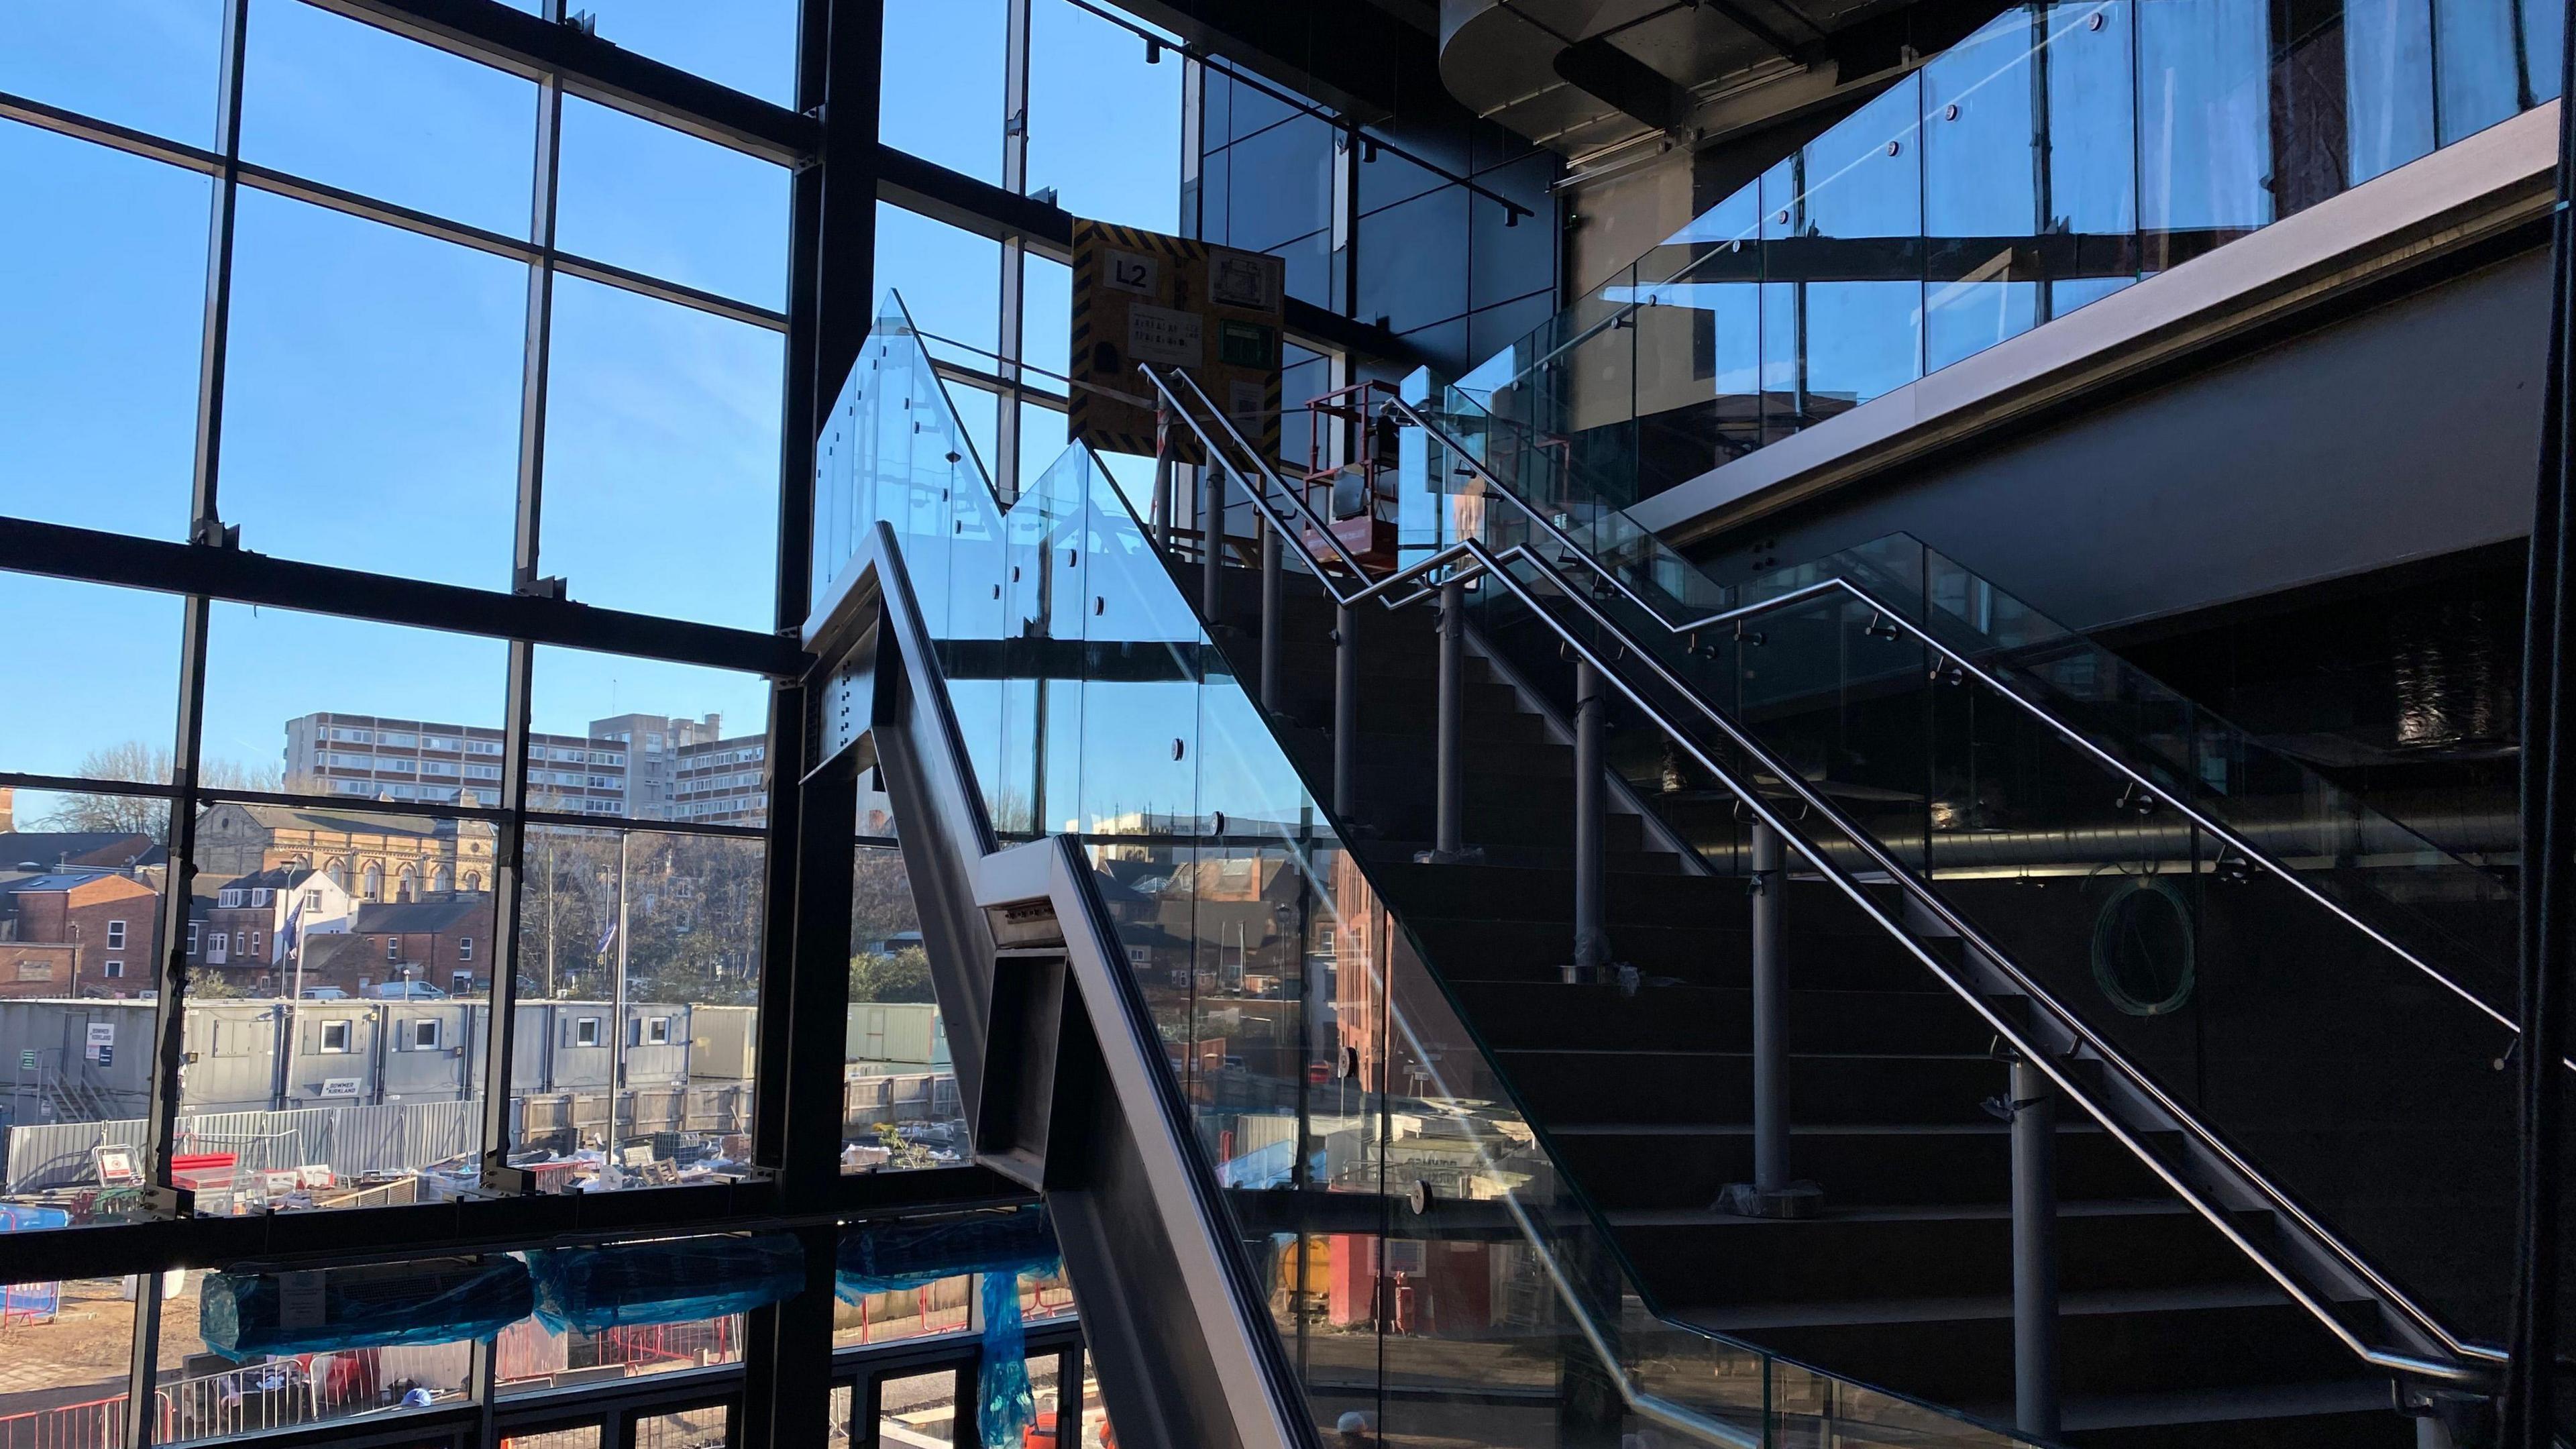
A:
482;0;568;1199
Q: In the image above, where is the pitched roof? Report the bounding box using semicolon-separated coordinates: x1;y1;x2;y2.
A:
353;896;494;934
0;831;166;870
219;865;325;894
217;803;474;841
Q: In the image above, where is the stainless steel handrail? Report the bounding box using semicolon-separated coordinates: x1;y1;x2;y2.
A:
1139;364;2503;1383
1389;398;2526;1039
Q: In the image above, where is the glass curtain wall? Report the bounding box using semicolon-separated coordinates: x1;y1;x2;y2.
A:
0;0;805;1432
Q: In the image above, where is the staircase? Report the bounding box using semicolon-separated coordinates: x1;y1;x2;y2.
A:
1195;562;2418;1446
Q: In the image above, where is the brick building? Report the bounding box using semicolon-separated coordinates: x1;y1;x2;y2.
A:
195;802;496;906
299;894;498;997
0;870;163;997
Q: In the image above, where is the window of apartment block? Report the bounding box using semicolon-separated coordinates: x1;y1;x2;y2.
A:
105;920;124;949
460;936;474;961
385;937;400;961
103;960;123;979
451;971;472;992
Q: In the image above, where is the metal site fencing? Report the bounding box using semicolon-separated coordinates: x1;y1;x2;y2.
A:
3;1099;479;1193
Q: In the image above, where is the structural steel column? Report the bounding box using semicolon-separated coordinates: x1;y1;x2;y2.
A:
2012;1054;2060;1440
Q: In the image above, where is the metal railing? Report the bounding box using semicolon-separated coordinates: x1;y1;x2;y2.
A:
1138;362;2505;1387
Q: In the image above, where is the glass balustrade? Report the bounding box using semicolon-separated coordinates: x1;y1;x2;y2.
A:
810;294;2046;1449
1452;0;2566;508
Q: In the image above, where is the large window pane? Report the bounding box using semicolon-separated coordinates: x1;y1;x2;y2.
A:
831;1271;972;1345
527;647;772;824
1027;0;1181;231
0;125;207;540
497;1303;742;1395
154;1267;476;1441
0;573;184;783
0;1277;139;1431
845;845;959;1176
240;0;537;236
542;277;785;631
557;98;790;310
219;192;524;591
873;1371;959;1444
510;827;761;1189
203;603;509;805
183;793;498;1214
0;0;225;146
589;0;798;106
881;0;1005;184
877;203;1004;372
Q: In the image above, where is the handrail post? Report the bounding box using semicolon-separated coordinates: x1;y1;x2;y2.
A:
1152;406;1176;559
1434;575;1465;857
1566;657;1610;982
1201;445;1224;621
1334;603;1358;818
1719;821;1818;1219
1260;515;1282;713
2010;1051;2061;1440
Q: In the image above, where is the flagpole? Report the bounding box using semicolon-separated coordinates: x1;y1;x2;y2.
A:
282;894;304;1113
608;830;629;1173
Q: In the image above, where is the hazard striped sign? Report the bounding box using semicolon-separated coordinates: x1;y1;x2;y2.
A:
1069;218;1285;466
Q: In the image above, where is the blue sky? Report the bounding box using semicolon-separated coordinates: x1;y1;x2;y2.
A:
1;0;1172;785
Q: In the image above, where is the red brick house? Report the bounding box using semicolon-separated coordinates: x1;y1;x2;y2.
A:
0;870;163;998
299;893;498;997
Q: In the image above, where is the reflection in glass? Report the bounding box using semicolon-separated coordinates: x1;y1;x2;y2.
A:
0;124;207;541
541;276;786;631
556;98;790;309
219;191;525;592
2135;1;2273;256
2345;0;2438;185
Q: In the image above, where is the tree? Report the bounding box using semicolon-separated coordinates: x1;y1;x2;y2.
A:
37;742;281;843
849;947;934;1003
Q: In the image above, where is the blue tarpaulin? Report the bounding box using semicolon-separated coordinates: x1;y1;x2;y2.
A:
837;1206;1061;1449
523;1233;806;1334
199;1258;533;1360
